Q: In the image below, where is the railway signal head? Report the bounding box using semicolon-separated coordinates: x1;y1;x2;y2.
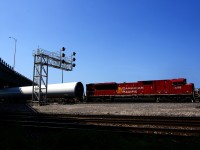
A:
61;47;66;63
62;60;65;63
62;47;66;51
71;52;76;68
62;53;65;57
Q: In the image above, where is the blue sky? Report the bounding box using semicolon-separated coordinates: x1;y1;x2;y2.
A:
0;0;200;88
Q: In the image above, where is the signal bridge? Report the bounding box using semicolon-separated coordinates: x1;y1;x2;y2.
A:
32;47;76;105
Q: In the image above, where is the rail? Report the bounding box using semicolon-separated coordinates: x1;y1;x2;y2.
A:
0;113;200;136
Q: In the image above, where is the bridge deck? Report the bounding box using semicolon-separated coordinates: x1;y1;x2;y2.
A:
0;57;32;88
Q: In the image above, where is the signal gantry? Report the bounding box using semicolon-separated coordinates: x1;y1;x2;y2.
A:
32;47;76;105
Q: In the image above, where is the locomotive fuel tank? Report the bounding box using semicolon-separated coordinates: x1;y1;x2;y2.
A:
0;82;84;100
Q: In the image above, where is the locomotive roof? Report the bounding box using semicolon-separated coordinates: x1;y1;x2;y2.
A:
87;82;117;85
87;78;188;85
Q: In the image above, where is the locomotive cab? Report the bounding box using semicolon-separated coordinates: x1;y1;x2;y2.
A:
171;78;186;86
171;78;195;102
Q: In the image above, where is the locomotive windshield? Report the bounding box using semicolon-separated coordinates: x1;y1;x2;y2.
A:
172;79;186;86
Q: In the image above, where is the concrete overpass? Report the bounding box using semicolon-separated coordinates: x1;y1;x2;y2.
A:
0;57;33;88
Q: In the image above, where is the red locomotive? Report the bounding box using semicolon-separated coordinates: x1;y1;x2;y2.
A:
86;78;196;102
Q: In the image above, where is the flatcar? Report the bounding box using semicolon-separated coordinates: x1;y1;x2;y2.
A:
86;78;197;102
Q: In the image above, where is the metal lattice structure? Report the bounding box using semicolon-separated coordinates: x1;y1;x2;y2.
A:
32;48;76;105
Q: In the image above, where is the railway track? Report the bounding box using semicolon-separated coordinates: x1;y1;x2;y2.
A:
0;113;200;136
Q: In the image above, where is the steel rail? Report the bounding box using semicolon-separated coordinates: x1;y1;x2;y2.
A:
0;113;200;136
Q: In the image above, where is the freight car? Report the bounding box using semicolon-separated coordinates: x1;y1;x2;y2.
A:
0;82;84;102
86;78;198;102
0;79;199;103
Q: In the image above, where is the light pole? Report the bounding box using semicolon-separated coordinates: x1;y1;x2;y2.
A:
9;37;17;70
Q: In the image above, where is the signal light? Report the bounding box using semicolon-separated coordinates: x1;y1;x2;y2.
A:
62;47;66;51
62;60;65;63
62;53;65;57
72;63;76;67
72;52;76;56
72;58;76;61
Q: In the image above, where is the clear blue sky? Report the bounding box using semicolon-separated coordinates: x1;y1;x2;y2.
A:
0;0;200;88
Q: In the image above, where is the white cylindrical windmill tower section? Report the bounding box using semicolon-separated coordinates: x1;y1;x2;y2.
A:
0;82;84;99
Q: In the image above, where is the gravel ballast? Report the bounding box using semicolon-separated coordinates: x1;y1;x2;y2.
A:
32;103;200;117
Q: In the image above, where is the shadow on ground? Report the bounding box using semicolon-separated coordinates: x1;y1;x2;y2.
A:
0;103;37;114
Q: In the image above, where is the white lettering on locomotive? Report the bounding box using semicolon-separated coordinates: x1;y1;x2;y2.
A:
117;86;144;94
174;86;182;89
